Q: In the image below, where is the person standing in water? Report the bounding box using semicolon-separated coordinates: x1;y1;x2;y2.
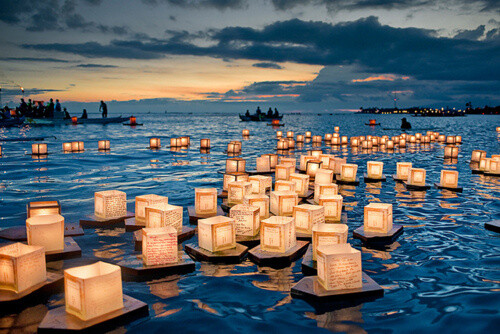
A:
99;100;107;118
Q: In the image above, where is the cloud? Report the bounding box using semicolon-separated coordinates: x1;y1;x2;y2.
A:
0;57;71;62
252;62;283;69
454;25;486;40
75;63;119;68
142;0;247;10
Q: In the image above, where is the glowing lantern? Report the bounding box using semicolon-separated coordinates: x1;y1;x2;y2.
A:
260;216;296;253
340;164;358;182
324;133;333;142
387;140;394;149
341;136;348;145
299;155;316;171
227;141;241;153
256;156;271;172
275;180;296;192
333;133;340;139
364;203;393;233
489;159;500;174
471;150;486;163
180;136;190;146
0;243;46;293
409;135;416;143
198;216;236;252
226;157;246;173
437;135;446;142
279;157;296;167
289;173;310;197
319;195;343;222
315;168;334;185
296;135;305;142
71;116;78;125
444;145;459;158
407;168;427;187
422;136;430;144
371;137;379;146
195;188;217;215
497;127;500;132
380;137;387;146
399;139;406;148
142;227;177;266
312;224;348;260
32;143;47;155
478;158;490;172
94;190;127;219
293;204;324;234
262;154;278;169
319;154;333;168
334;126;340;132
71;141;84;152
129;116;137;125
316;244;362;291
270;191;298;216
396;162;412;180
98;140;110;151
276;139;289;150
446;136;455;144
359;136;366;141
170;138;181;147
309;150;322;158
440;170;459;188
430;134;436;141
145;203;183;233
62;142;72;152
272;119;280;125
150;138;161;149
27;200;61;218
305;131;312;138
369;119;377;126
227;181;252;205
200;138;211;149
64;262;123;321
135;194;169;224
222;172;248;191
312;135;322;143
275;164;294;181
306;160;323;178
415;133;422;141
350;137;359;147
287;138;295;149
332;157;347;175
314;183;338;204
276;131;283;138
248;175;272;194
367;161;384;179
361;140;372;149
230;204;260;236
244;194;269;219
242;129;250;136
331;137;341;145
287;131;294;138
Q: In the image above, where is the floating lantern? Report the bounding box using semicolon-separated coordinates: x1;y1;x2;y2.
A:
32;143;47;155
371;137;379;146
62;142;72;152
422;136;430;144
27;200;61;218
334;126;340;132
430;134;436;141
286;131;294;138
279;157;296;168
306;160;323;178
305;131;312;138
272;119;280;126
361;140;372;149
275;164;294;181
440;170;459;188
489;159;500;174
275;180;296;192
260;216;296;253
444;145;459;158
316;244;362;291
479;158;491;172
350;137;359;147
380;137;387;146
332;158;346;175
312;224;348;260
315;168;334;185
145;203;183;233
129;116;137;125
249;175;272;194
64;262;123;321
387;140;394;149
319;195;343;222
71;141;84;152
293;204;324;234
195;188;217;215
230;204;260;236
0;243;46;293
94;190;127;220
289;173;310;197
340;164;358;182
446;136;455;144
226;157;246;173
227;181;252;205
409;135;416;143
341;136;348;145
415;133;422;141
333;133;340;139
359;136;366;141
135;194;169;224
98;140;110;151
367;161;384;179
277;139;289;150
276;131;283;139
227;141;242;153
319;154;334;169
270;191;298;216
364;203;393;233
262;153;278;169
200;138;211;149
222;172;248;191
198;216;236;252
150;138;161;149
256;156;271;172
312;135;322;143
497;127;500;132
368;119;377;126
471;150;486;163
142;227;177;266
437;135;446;142
396;162;412;180
180;136;190;146
71;116;78;125
399;139;406;148
244;194;269;219
331;137;341;145
309;150;322;158
242;129;250;136
324;133;333;142
296;134;304;142
408;168;427;187
287;138;295;149
170;138;181;147
299;155;316;171
314;183;338;204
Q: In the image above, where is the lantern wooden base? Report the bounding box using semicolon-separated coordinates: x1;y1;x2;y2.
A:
217;190;228;198
28;153;50;156
221;199;238;213
353;224;404;245
363;173;387;183
247;240;309;268
124;218;145;232
335;178;360;186
290;273;384;304
470;168;483;174
0;223;84;241
298;189;314;199
301;244;316;276
37;294;149;333
391;175;407;182
235;234;261;248
485;220;500;233
45;237;82;262
434;183;463;192
246;169;275;176
117;251;195;280
79;211;135;229
123;123;143;126
187;206;225;224
484;172;500;177
403;182;431;191
184;242;248;264
133;226;196;251
0;272;63;307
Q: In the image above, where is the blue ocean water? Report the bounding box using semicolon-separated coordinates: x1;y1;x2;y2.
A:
0;112;499;333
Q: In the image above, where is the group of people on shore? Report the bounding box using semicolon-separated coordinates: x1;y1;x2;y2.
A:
1;99;108;120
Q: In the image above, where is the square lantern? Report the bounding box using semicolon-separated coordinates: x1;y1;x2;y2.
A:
270;191;298;216
230;204;260;236
249;175;272;194
312;224;348;260
62;142;72;152
286;131;294;138
331;137;341;146
324;133;333;142
150;138;161;149
142;227;178;266
438;135;446;142
396;162;412;180
260;216;296;253
32;143;47;155
444;145;459;158
314;183;338;204
314;168;334;185
387;140;394;149
27;200;61;218
277;139;289;150
227;181;252;205
305;131;312;138
222;172;249;191
446;136;455;144
332;158;347;175
364;203;393;233
0;243;46;293
479;158;491;172
195;188;218;215
262;154;278;169
489;159;500;174
289;173;310;197
200;138;211;149
180;136;190;146
299;155;316;171
408;168;426;186
361;140;372;149
275;164;294;181
135;194;168;224
279;157;296;168
244;194;270;219
275;180;296;192
26;214;65;252
71;141;84;152
440;170;459;188
293;204;324;234
170;138;181;147
316;244;362;291
64;262;124;321
276;131;283;138
296;135;305;142
306;160;323;178
367;161;384;179
399;139;406;148
145;204;183;233
242;129;250;136
287;139;295;149
198;216;236;252
227;141;241;153
341;136;348;145
471;150;486;163
318;195;343;222
350;137;359;147
340;164;358;182
312;135;322;143
309;150;322;158
98;140;110;151
256;156;271;172
226;157;246;173
94;190;127;219
319;154;333;168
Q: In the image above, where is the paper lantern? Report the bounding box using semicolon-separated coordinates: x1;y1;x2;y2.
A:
227;141;241;153
341;136;348;145
318;154;333;168
249;175;272;194
230;204;260;236
408;168;426;186
270;191;298;216
287;138;295;149
62;142;72;152
286;131;294;138
324;133;332;142
98;140;110;151
396;162;412;180
256;156;271;172
129;116;137;125
446;136;455;144
478;158;490;172
275;164;294;181
226;157;246;173
380;137;387;146
198;216;236;252
64;262;124;321
180;136;190;146
437;135;446;142
94;190;127;219
319;195;343;222
276;131;283;138
311;135;321;144
71;141;84;152
440;170;459;188
260;216;296;253
135;194;169;224
314;168;334;185
331;137;341;146
430;134;436;142
471;150;486;163
200;138;211;149
309;150;322;158
195;188;217;215
364;203;393;233
497;127;500;132
70;116;78;125
350;137;359;147
334;126;340;132
26;214;64;253
398;139;406;148
27;200;61;218
371;137;379;146
242;129;250;136
142;227;178;266
279;157;296;167
387;140;394;149
32;143;47;155
275;180;296;192
332;158;346;175
262;154;278;169
299;155;315;171
340;164;358;182
444;145;459;159
289;173;310;197
145;203;183;233
314;183;338;204
227;181;252;205
305;131;312;138
293;204;324;234
316;244;362;291
367;161;384;179
296;134;305;142
361;140;372;149
223;172;249;191
306;160;323;178
150;138;161;148
277;139;289;150
409;135;416;144
170;138;181;147
244;194;269;219
0;243;46;293
422;136;430;144
312;224;348;260
489;159;500;174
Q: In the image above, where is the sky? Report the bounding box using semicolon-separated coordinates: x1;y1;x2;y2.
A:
0;0;499;113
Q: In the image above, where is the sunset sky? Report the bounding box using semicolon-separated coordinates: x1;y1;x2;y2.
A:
0;0;498;112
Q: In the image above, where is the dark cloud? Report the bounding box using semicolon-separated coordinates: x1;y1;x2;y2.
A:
0;57;70;62
252;62;283;69
454;25;485;40
142;0;247;10
75;63;119;68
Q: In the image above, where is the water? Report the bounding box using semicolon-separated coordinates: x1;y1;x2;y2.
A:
0;113;499;333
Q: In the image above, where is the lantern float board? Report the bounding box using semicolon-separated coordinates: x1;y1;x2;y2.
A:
289;173;310;197
396;162;412;180
279;157;296;168
198;216;236;252
262;154;278;169
227;181;252;205
306;160;323;178
142;227;178;266
471;150;486;163
275;164;294;181
312;224;348;260
270;191;298;216
195;188;218;215
440;170;459;188
248;175;272;194
32;143;47;155
145;204;183;233
275;180;296;192
62;142;72;152
340;164;358;182
223;172;249;191
367;161;384;179
64;261;124;321
200;138;211;149
299;155;316;171
319;195;343;222
314;169;334;185
230;204;260;236
260;216;296;253
444;145;459;158
135;194;168;224
27;200;61;218
0;243;46;293
26;214;65;253
316;244;362;291
256;157;271;172
149;138;160;148
244;194;269;219
408;168;427;187
293;204;325;234
364;203;393;233
94;190;127;220
314;183;338;204
98;140;110;151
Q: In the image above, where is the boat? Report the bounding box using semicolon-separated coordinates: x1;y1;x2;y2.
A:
239;114;283;122
25;116;129;126
0;117;25;128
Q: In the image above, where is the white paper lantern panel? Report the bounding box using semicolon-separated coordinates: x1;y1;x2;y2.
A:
145;204;183;233
195;188;218;215
198;216;236;252
227;181;252;205
249;175;272;194
314;183;338;204
316;244;362;291
26;214;65;252
289;173;310;197
364;203;393;233
244;194;270;219
270;191;298;216
230;204;260;236
0;243;46;293
135;194;168;224
260;216;296;253
318;195;343;222
94;190;127;219
312;223;348;260
142;227;178;266
293;204;325;234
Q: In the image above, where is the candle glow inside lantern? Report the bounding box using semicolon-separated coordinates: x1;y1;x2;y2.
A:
398;139;406;148
279;157;296;168
471;150;486;163
364;203;393;233
145;203;183;233
142;227;178;266
334;126;340;132
396;162;412;180
386;140;394;149
287;131;294;138
319;195;343;222
244;194;269;219
305;131;312;138
341;136;348;145
98;140;110;151
195;188;218;215
293;204;324;234
331;137;341;145
150;138;161;149
340;164;358;182
242;129;250;136
71;141;84;152
62;142;72;152
438;135;446;142
440;170;459;188
226;157;246;173
94;190;127;219
64;262;124;321
0;243;46;293
306;160;323;178
350;137;359;147
299;155;316;171
371;137;379;146
180;136;190;146
27;200;61;218
270;191;298;216
324;133;332;142
275;180;296;192
230;204;260;236
446;136;455;144
444;145;459;158
312;135;322;143
26;214;65;253
312;224;348;260
309;150;322;158
32;143;47;155
223;172;248;191
367;161;384;179
129;116;137;125
260;216;296;253
227;141;242;153
135;195;169;224
296;134;305;142
249;175;272;194
288;139;295;149
227;181;252;205
277;139;289;150
262;154;278;169
256;156;271;172
314;183;338;204
316;244;362;291
276;131;283;138
170;138;181;147
315;168;334;185
200;138;211;149
198;216;236;252
408;168;427;186
275;164;294;180
289;173;310;197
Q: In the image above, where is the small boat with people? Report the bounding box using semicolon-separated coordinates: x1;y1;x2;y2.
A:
239;107;283;122
0;116;25;128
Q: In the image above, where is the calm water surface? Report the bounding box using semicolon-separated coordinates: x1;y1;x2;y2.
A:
0;113;499;333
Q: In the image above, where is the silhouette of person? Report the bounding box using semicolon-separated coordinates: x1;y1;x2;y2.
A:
401;117;411;130
63;108;71;119
81;109;88;119
274;108;279;117
267;108;273;117
99;100;107;118
245;109;250;116
256;106;261;115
